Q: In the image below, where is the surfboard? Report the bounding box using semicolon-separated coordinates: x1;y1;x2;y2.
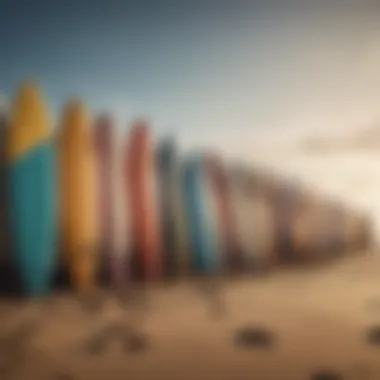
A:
327;202;345;255
182;154;220;275
59;99;99;292
273;182;301;263
157;140;192;278
125;121;161;281
0;112;10;265
222;165;246;271
204;154;235;273
174;159;192;276
249;192;276;270
203;156;224;274
156;137;180;278
0;109;15;293
228;165;271;271
316;195;339;260
7;83;58;296
228;165;258;272
291;192;327;262
94;115;130;287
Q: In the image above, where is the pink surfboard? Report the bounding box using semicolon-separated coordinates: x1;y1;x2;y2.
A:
95;115;130;287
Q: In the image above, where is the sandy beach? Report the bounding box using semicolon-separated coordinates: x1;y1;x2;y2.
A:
0;251;379;380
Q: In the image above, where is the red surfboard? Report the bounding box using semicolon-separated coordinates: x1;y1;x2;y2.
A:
125;120;161;281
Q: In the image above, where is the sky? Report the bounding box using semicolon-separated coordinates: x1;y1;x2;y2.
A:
2;0;380;235
1;1;380;144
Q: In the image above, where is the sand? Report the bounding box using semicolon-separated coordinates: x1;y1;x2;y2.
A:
1;252;380;380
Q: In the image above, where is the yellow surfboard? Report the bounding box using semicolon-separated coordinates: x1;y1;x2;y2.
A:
58;99;99;292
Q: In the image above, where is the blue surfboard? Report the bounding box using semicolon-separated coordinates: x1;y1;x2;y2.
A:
7;83;58;297
182;154;220;275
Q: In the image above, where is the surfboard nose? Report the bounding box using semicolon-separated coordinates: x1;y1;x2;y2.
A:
59;98;99;291
60;99;91;138
8;82;50;161
94;115;114;151
96;114;113;131
128;120;152;157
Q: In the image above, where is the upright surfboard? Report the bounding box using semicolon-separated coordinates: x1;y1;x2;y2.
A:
157;138;192;277
223;165;245;271
311;197;334;258
0;110;15;293
229;165;257;271
125;121;161;281
273;182;301;263
182;154;220;275
0;112;10;266
291;192;325;262
325;202;345;255
94;115;130;287
204;153;235;273
7;83;57;296
174;159;192;276
59;100;99;291
156;137;180;278
249;187;276;270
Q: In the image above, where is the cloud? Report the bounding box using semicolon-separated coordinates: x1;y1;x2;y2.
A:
298;123;380;154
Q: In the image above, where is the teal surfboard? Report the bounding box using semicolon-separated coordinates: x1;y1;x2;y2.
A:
7;83;58;297
182;154;220;274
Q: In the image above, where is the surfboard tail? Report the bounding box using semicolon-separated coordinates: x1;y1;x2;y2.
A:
69;253;98;292
8;142;57;296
